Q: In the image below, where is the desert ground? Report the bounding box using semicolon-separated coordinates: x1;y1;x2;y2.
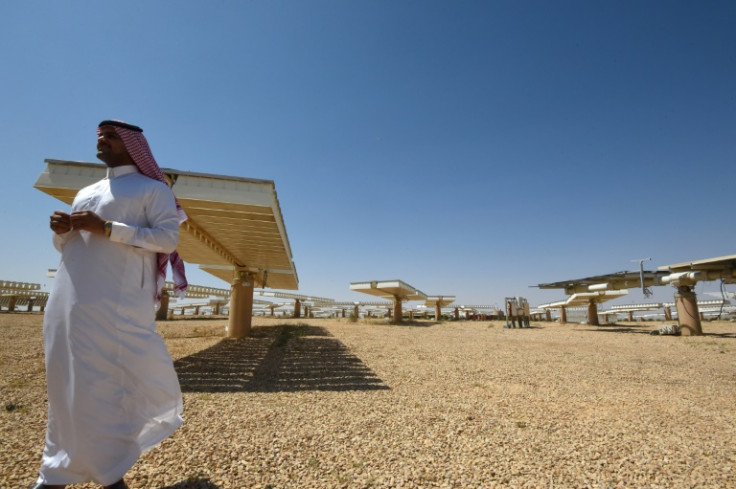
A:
2;313;735;489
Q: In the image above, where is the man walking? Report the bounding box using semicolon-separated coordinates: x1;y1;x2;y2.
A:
34;120;188;489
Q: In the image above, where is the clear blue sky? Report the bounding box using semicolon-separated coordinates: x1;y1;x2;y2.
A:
1;0;734;308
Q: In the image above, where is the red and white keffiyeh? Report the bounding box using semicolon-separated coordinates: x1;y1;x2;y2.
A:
97;120;188;301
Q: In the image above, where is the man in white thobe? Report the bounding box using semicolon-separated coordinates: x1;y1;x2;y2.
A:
36;120;186;489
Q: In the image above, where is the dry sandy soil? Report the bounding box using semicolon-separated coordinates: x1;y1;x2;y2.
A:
2;313;735;489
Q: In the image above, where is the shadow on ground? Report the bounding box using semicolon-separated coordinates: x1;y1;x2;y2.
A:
174;324;390;393
581;323;736;339
356;319;440;327
705;331;736;339
158;478;221;489
580;324;654;334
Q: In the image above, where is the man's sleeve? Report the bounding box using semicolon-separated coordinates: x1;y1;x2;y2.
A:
52;231;72;252
108;183;180;253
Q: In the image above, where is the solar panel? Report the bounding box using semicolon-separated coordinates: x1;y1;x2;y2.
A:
34;160;298;290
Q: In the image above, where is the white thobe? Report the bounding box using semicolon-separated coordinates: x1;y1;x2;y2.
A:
39;165;184;486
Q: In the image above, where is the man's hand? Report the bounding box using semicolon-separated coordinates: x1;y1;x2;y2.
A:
49;211;72;235
70;210;107;235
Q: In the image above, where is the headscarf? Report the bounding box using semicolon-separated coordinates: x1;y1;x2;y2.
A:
97;120;188;301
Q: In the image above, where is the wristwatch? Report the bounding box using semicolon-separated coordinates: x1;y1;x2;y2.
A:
104;221;113;238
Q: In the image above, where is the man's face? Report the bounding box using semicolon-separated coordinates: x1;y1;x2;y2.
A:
96;126;134;167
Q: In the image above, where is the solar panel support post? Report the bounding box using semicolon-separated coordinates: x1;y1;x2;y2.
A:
228;271;254;339
674;286;703;336
156;290;170;321
392;296;403;324
663;306;672;321
587;301;600;326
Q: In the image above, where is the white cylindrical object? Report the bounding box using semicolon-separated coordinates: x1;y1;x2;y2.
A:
661;271;701;286
588;283;611;291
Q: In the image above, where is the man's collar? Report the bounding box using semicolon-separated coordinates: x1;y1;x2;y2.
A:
106;165;140;179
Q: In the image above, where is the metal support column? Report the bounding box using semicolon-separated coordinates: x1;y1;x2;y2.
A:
587;301;599;326
228;271;254;339
156;291;170;321
674;286;702;336
664;306;672;321
393;296;403;324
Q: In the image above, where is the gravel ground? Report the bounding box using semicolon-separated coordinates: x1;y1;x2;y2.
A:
2;313;736;489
